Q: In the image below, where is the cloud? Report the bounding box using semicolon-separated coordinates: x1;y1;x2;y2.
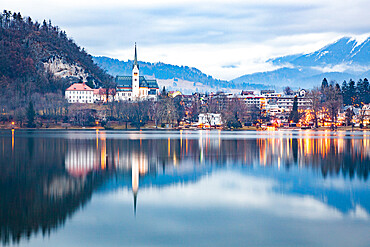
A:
312;64;370;73
221;62;240;69
2;0;370;79
107;171;345;220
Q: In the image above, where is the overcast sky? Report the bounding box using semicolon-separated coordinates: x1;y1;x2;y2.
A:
3;0;370;79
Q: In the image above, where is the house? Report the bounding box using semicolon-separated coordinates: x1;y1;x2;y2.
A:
93;88;116;103
198;113;222;127
65;82;94;103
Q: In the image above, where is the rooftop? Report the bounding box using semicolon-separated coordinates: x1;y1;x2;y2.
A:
66;83;93;91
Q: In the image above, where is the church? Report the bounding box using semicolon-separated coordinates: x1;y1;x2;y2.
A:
115;44;159;101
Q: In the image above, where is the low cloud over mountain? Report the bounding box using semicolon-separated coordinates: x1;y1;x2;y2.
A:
232;36;370;89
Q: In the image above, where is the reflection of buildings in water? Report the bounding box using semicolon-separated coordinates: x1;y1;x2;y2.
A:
64;131;370;182
115;150;149;214
65;134;150;214
253;133;369;180
62;131;369;217
65;134;109;177
2;131;369;245
132;160;139;215
65;145;98;177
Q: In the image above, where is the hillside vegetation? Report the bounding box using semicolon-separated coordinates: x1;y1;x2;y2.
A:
0;10;111;111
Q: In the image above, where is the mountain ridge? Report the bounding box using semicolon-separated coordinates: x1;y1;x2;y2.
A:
95;36;370;91
93;56;273;92
233;36;370;88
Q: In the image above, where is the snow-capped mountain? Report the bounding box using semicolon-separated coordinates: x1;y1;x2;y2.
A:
232;36;370;89
275;37;370;67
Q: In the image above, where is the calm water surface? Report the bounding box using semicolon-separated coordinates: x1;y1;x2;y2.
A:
0;130;369;247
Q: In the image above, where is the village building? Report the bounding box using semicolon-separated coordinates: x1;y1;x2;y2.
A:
198;113;222;127
93;88;116;103
65;83;94;103
115;44;159;101
66;44;159;103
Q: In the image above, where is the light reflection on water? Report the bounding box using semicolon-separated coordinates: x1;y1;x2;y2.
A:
0;130;369;247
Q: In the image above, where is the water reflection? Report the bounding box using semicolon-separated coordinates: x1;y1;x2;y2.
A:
0;130;369;245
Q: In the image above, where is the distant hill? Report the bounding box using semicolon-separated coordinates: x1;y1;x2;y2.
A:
93;56;227;87
233;36;370;88
96;36;370;91
94;56;273;92
0;10;111;108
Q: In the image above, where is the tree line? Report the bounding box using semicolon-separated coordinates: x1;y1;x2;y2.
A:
304;78;369;129
0;10;112;116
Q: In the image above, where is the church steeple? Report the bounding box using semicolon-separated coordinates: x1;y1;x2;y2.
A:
133;42;139;69
132;43;140;98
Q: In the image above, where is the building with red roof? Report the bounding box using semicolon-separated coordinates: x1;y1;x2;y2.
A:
65;83;94;103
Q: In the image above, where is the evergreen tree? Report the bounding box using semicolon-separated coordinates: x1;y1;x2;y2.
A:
356;79;364;106
86;76;94;89
363;78;370;104
356;78;369;106
342;80;349;105
160;86;168;99
289;96;299;123
26;101;36;128
348;79;356;106
321;78;328;90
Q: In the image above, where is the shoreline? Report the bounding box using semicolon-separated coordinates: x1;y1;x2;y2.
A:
1;126;369;131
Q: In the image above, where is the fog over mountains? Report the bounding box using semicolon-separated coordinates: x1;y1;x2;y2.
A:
232;36;370;89
94;36;370;91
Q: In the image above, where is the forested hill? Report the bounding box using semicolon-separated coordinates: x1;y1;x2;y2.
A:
0;10;111;108
93;56;227;87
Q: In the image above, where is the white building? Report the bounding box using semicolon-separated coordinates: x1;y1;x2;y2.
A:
198;113;222;126
65;83;94;103
115;44;159;101
66;44;159;103
238;94;267;109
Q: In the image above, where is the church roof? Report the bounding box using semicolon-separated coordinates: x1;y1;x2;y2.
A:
115;44;159;91
146;80;159;89
116;76;132;88
116;76;158;89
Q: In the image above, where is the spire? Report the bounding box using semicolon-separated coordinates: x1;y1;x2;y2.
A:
133;191;137;217
133;42;139;69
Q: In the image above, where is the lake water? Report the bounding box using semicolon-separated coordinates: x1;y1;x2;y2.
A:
0;130;369;247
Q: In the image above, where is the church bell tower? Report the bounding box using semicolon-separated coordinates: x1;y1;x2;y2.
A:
132;43;140;98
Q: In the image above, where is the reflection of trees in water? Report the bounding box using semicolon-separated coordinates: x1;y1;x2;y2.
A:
0;137;109;245
106;136;369;181
0;133;369;244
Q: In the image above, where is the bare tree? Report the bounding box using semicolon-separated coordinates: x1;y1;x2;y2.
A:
284;86;293;95
345;107;354;126
322;83;342;129
307;87;322;128
221;98;246;129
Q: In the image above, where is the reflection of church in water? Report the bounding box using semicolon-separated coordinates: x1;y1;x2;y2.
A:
65;132;149;214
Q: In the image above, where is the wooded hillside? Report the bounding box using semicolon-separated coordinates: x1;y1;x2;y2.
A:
0;10;111;111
